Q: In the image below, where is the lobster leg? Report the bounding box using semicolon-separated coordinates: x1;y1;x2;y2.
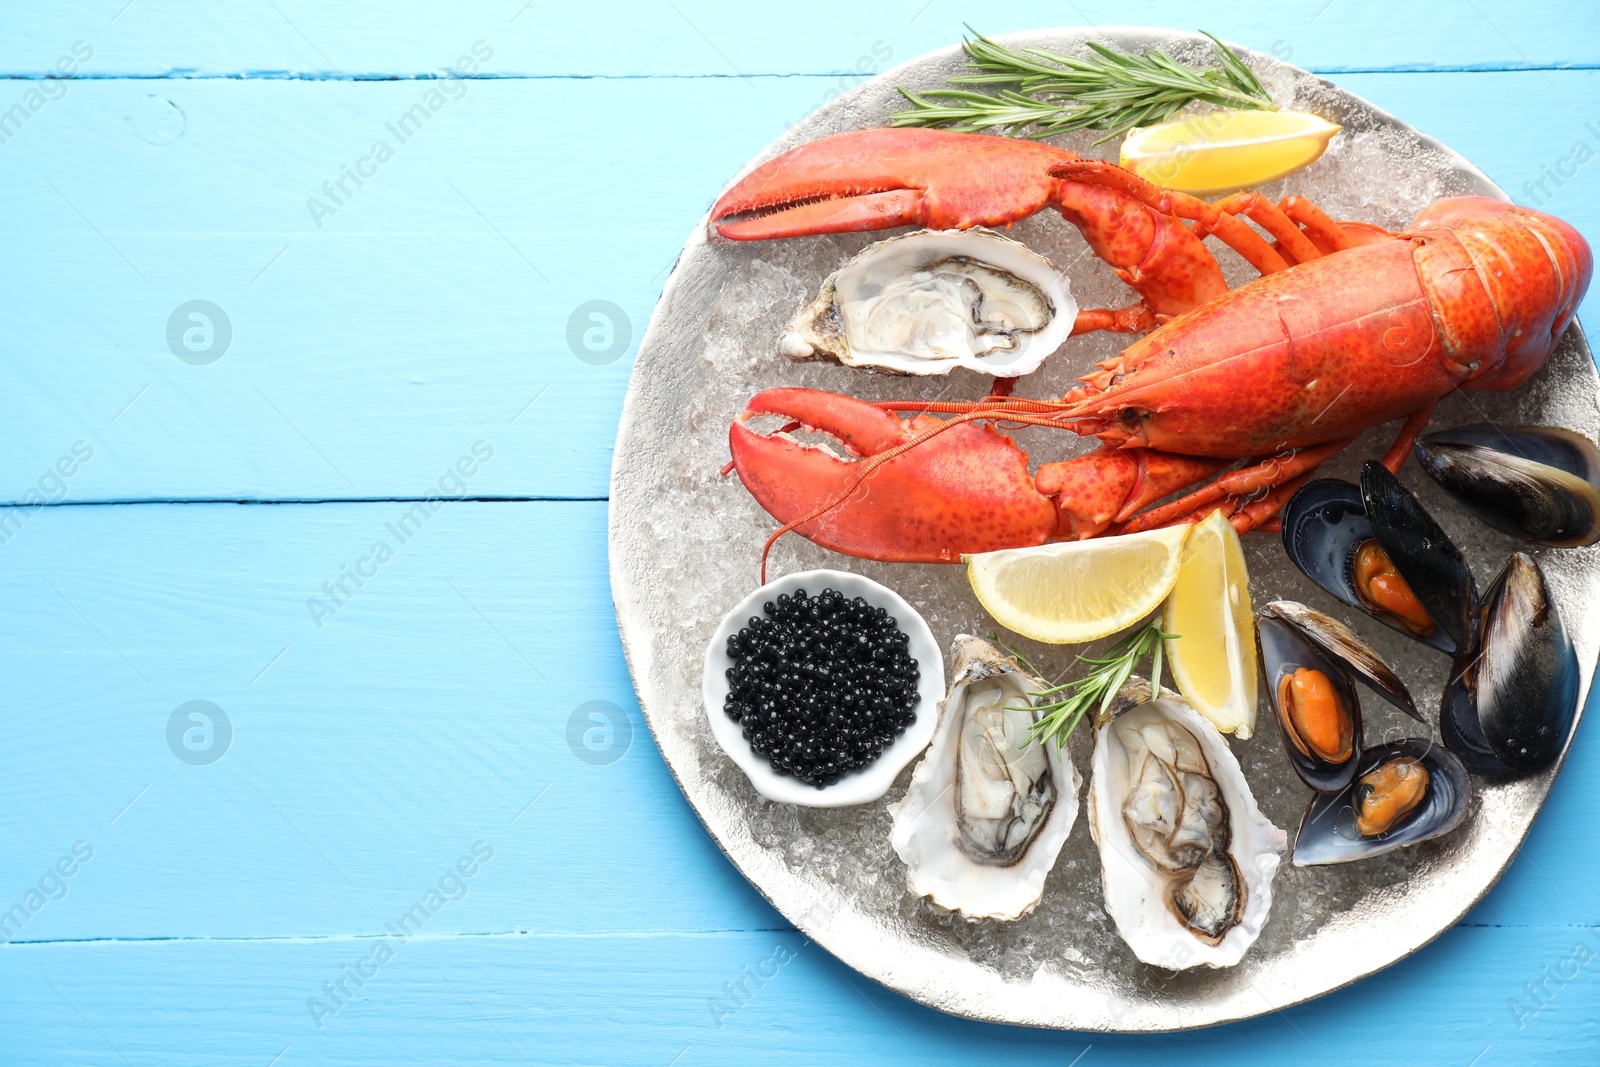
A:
1381;403;1437;473
1233;471;1319;534
1048;159;1402;278
1279;196;1395;254
1047;159;1291;277
1123;403;1436;536
1119;436;1357;534
1209;192;1326;265
1071;305;1160;336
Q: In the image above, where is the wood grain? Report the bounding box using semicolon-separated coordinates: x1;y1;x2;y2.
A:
2;3;1598;1061
0;1;1595;76
1;71;1597;503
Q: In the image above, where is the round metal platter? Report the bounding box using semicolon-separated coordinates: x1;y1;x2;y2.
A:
608;27;1598;1031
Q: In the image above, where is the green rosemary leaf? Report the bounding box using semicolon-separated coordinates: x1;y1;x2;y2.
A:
892;28;1274;141
1022;621;1178;749
1150;629;1165;694
1202;30;1270;100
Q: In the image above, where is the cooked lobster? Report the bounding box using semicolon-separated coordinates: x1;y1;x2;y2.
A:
712;129;1592;573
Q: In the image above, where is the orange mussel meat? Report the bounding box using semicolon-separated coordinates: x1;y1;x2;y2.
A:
1353;539;1435;637
1276;667;1355;764
1353;756;1431;836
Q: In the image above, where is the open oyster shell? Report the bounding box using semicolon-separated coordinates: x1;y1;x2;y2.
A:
1089;678;1285;969
778;228;1078;377
889;635;1081;920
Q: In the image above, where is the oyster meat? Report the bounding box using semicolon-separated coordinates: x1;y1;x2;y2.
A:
890;635;1080;920
1090;680;1284;968
779;228;1077;377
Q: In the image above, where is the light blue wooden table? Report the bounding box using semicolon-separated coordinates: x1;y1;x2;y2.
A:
2;2;1597;1063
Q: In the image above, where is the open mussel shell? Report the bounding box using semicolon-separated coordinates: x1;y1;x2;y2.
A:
1440;552;1580;775
1257;612;1363;793
1360;462;1477;653
1414;425;1600;547
1293;740;1470;866
1262;601;1421;721
1280;473;1469;654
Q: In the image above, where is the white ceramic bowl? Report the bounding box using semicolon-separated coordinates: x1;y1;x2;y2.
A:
702;568;945;807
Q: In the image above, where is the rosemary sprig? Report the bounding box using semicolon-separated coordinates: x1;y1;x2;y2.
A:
1012;621;1178;749
891;28;1274;144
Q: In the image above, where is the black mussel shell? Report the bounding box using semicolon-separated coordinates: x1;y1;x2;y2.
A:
1440;552;1579;775
1263;600;1422;721
1281;477;1456;653
1293;740;1471;866
1360;462;1478;654
1414;425;1600;547
1439;654;1506;775
1257;613;1363;793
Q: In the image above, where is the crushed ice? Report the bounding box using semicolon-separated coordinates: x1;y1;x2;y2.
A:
630;32;1600;990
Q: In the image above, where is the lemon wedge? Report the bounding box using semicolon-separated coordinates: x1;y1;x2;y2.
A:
1162;510;1258;737
1120;109;1341;195
965;527;1191;645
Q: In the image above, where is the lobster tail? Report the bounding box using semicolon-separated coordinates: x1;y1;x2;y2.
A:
1412;198;1594;391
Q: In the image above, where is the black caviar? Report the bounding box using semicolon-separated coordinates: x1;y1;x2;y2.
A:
724;587;920;788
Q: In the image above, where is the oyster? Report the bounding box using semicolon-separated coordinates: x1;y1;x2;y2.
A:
890;635;1080;920
1089;679;1284;968
778;228;1077;377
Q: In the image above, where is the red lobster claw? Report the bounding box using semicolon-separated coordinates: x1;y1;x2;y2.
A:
728;388;1232;567
710;128;1069;240
709;127;1230;319
728;387;1058;564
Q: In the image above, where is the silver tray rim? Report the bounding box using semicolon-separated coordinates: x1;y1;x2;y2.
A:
607;26;1595;1032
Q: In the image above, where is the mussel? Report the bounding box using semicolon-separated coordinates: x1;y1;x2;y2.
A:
1263;601;1422;721
1257;601;1420;794
1292;740;1471;866
1440;552;1580;776
1282;462;1477;653
1414;425;1600;547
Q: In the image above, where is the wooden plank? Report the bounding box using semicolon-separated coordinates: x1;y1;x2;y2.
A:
0;500;1596;942
0;499;773;940
2;924;1597;1064
0;0;1596;77
0;70;1597;504
0;5;1592;1059
0;75;796;503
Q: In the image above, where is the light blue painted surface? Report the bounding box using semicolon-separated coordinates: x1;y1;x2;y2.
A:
2;3;1598;1063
